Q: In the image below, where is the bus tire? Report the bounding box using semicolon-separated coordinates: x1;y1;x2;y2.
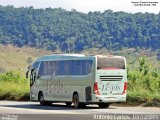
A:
98;103;110;108
73;94;79;108
39;92;50;106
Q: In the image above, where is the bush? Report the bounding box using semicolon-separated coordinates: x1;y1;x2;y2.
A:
0;71;27;83
127;57;160;106
0;71;30;100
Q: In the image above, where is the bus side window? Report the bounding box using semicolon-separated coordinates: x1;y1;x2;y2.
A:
38;61;57;76
57;61;64;75
82;60;92;75
38;62;44;76
49;61;57;75
74;60;82;75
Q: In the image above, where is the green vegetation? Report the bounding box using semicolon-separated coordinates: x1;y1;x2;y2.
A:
0;6;159;52
127;57;160;106
0;71;29;100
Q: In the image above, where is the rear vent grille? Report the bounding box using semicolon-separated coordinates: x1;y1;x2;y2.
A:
99;76;123;81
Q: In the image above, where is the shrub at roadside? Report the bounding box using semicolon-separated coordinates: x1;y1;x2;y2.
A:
0;71;29;100
127;57;160;106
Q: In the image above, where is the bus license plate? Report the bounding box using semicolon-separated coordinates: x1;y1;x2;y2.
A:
106;85;121;91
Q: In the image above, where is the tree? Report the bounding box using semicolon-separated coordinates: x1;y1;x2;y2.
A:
138;57;149;76
0;6;159;52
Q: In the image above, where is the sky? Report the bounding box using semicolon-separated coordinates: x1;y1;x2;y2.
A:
0;0;159;14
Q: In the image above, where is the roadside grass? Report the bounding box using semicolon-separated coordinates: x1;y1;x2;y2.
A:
0;81;30;100
127;69;160;106
0;71;30;100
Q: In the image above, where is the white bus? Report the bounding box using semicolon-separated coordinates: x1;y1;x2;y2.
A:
26;54;127;108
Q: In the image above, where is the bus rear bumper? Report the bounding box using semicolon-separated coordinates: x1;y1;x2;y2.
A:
93;95;127;103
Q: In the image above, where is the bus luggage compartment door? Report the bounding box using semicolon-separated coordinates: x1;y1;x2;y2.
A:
85;86;92;101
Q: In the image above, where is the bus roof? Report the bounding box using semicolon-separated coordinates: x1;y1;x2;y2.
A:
45;54;85;57
33;54;125;63
34;54;90;62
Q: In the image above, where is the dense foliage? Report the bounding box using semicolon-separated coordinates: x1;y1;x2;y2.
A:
127;57;160;106
0;71;25;82
0;6;160;52
0;71;29;100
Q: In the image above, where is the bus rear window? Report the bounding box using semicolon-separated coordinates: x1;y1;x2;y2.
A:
97;57;125;70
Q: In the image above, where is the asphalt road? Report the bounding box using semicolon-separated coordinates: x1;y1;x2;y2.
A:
0;101;159;120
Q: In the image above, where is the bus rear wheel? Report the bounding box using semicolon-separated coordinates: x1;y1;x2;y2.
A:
73;94;79;108
98;103;110;108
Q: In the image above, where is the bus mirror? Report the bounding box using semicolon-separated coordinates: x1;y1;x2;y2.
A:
26;65;31;79
26;70;29;78
28;65;31;70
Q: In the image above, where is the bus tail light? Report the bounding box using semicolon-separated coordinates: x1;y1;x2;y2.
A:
122;82;127;95
93;82;100;95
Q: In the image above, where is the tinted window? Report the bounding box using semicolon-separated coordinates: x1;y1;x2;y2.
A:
38;60;93;76
48;61;57;75
38;62;44;76
32;62;39;69
97;57;125;70
58;60;92;75
38;61;57;76
82;60;92;75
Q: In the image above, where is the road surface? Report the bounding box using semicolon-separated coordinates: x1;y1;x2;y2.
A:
0;101;159;120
